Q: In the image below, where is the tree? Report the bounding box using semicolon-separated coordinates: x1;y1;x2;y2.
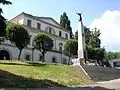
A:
6;23;30;60
60;12;73;38
0;0;12;44
33;32;53;62
0;0;12;15
105;52;120;60
64;39;78;65
75;26;105;64
89;28;101;48
87;46;105;65
74;26;91;44
0;20;6;37
95;48;105;65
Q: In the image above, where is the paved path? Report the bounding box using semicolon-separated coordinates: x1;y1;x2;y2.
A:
93;79;120;90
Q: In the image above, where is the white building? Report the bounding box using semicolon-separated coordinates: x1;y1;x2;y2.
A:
0;12;70;64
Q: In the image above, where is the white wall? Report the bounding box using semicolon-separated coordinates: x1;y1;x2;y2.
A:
0;44;69;64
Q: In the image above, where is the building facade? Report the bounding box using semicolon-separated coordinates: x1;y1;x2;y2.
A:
0;12;70;64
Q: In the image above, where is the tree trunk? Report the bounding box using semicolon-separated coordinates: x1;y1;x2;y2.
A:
68;56;71;65
18;50;22;60
84;50;88;64
42;53;45;62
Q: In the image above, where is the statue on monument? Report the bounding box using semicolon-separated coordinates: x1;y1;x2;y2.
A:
76;12;82;21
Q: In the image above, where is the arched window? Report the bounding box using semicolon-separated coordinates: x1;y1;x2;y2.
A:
59;43;63;52
24;53;31;61
52;56;57;63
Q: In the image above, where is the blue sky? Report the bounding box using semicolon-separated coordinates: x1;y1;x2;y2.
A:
1;0;119;32
1;0;120;51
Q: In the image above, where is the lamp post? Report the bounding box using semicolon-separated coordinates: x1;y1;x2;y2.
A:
59;43;63;64
32;41;36;61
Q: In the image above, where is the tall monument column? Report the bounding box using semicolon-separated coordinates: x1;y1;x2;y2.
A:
77;13;86;64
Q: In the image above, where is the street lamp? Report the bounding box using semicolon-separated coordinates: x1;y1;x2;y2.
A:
59;43;63;64
32;41;36;61
0;37;4;45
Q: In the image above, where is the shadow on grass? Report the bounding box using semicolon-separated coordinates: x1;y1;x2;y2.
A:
0;62;46;67
0;70;66;88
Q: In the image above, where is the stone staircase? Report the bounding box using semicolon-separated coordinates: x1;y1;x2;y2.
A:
82;65;120;82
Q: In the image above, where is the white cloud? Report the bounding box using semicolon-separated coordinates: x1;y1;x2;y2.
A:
89;10;120;52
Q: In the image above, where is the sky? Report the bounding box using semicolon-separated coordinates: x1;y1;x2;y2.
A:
1;0;120;52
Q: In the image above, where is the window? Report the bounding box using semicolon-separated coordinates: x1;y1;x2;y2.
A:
40;55;43;61
59;46;62;52
65;33;68;39
49;27;52;33
59;43;63;52
53;29;56;35
37;23;41;29
59;31;62;36
25;55;30;61
27;19;31;27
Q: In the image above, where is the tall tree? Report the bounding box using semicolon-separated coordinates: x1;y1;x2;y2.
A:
64;39;78;65
0;0;12;44
60;12;73;38
33;32;53;62
6;23;30;60
74;26;91;44
75;30;78;40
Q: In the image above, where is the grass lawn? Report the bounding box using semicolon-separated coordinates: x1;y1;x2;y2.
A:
0;60;93;88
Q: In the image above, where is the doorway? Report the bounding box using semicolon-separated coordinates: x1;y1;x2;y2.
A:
0;50;10;60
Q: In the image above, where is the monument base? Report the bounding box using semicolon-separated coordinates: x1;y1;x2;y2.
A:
71;58;85;66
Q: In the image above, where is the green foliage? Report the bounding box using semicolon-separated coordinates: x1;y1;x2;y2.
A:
84;27;91;45
0;20;6;37
87;45;96;60
60;12;73;38
6;23;30;60
105;52;120;60
33;32;53;62
64;39;78;64
87;46;105;61
95;48;105;61
75;30;78;40
75;26;91;45
89;28;101;48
